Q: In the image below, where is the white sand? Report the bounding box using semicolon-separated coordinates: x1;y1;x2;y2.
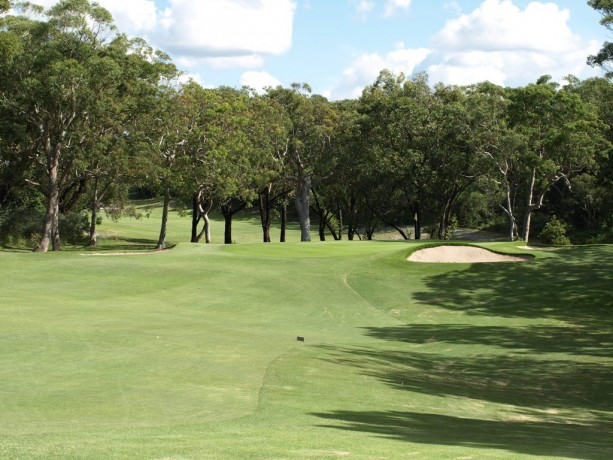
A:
408;245;532;263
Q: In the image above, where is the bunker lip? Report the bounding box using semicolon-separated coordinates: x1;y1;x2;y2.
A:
408;245;533;263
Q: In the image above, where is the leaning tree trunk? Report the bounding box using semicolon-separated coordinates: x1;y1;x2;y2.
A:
156;188;171;250
295;175;311;242
36;141;61;252
500;182;518;242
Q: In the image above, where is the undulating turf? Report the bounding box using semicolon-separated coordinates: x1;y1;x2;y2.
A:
0;207;611;459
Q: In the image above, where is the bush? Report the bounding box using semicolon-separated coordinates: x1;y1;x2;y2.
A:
539;215;571;246
0;206;43;246
59;212;90;245
0;208;90;247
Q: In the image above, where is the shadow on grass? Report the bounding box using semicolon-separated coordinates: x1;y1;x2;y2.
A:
313;410;613;459
363;323;613;357
410;245;613;328
312;245;613;458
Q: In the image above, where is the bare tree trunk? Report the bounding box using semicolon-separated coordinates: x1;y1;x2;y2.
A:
203;212;211;244
295;175;311;242
191;192;201;243
259;184;272;243
36;142;61;252
414;203;422;240
223;211;233;245
280;203;287;242
89;177;99;247
221;200;246;245
500;183;518;242
156;188;171;250
522;168;537;243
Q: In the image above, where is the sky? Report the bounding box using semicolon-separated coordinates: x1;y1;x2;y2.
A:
26;0;609;99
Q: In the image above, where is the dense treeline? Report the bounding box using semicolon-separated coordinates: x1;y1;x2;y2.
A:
1;0;612;251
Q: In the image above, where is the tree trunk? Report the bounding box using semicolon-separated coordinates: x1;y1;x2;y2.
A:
318;207;326;241
36;142;61;252
223;211;233;244
413;201;422;240
221;200;246;245
295;175;311;242
203;212;211;244
337;207;343;241
500;183;518;242
280;203;287;243
522;168;537;243
89;178;99;247
156;188;170;250
347;196;356;241
191;192;201;243
259;185;272;243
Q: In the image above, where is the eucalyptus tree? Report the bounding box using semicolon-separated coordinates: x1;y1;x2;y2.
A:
588;0;613;75
0;0;175;251
508;76;609;243
247;94;292;243
139;80;202;250
81;38;175;246
465;82;527;241
266;84;337;242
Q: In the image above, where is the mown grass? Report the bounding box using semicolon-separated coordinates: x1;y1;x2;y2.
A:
0;208;611;459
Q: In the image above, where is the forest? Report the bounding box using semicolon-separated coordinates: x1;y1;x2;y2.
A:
1;0;612;252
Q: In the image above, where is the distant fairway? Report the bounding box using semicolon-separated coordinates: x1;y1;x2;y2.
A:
0;209;611;459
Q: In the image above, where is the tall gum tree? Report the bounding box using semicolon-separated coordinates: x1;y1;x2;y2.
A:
267;84;336;242
509;76;609;243
0;0;119;251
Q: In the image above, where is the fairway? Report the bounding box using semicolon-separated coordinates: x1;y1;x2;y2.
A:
0;214;612;459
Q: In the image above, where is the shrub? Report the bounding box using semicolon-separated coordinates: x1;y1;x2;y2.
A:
539;215;571;246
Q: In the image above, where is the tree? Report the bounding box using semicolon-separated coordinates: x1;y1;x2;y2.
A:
467;82;527;241
0;0;175;251
509;76;609;243
588;0;613;75
267;84;337;242
0;0;120;251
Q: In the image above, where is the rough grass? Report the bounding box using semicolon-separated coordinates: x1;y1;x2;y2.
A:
0;209;611;459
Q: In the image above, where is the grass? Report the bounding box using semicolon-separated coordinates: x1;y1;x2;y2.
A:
0;207;611;459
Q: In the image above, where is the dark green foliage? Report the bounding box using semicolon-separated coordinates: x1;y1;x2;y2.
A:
539;215;571;245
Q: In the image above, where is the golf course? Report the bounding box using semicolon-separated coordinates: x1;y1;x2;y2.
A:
0;208;611;459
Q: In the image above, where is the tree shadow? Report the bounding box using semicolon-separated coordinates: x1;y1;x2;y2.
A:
312;410;613;459
312;246;613;458
363;323;613;357
409;246;613;328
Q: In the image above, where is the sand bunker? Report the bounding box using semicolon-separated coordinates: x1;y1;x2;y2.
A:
408;245;532;263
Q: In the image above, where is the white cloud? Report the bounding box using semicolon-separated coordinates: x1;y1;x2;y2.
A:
240;70;281;92
428;0;599;86
329;43;430;99
350;0;375;20
28;0;157;37
383;0;411;18
158;0;297;61
95;0;157;37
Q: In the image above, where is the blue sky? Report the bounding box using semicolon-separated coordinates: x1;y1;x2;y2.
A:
31;0;608;99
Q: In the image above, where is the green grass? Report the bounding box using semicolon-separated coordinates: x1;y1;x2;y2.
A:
0;209;611;459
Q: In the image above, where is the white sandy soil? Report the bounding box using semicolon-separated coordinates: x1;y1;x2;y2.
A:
408;245;532;263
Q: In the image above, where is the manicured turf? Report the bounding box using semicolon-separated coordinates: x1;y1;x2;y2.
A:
0;209;611;459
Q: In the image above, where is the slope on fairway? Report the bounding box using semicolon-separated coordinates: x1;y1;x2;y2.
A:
0;242;611;459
